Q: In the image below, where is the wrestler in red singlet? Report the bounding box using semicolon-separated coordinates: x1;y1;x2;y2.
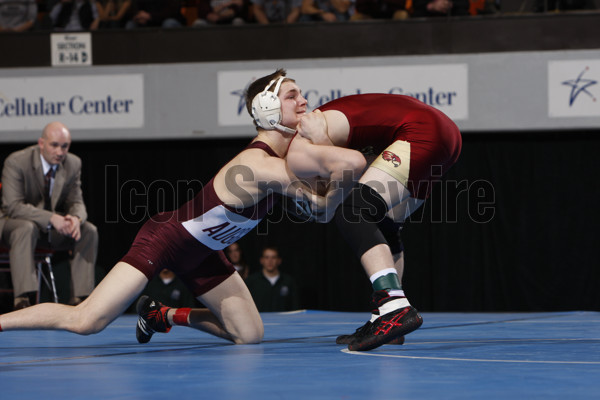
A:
317;94;462;199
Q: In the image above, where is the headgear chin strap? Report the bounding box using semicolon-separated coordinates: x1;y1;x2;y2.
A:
251;76;296;134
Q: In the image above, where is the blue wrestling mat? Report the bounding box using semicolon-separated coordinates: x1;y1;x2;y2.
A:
1;311;599;399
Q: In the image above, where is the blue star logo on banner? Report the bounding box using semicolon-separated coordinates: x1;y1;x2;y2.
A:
232;88;247;116
561;66;597;107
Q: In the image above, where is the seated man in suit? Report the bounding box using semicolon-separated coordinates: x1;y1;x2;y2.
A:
0;122;98;309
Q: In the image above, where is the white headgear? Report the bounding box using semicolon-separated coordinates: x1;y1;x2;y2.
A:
251;76;296;134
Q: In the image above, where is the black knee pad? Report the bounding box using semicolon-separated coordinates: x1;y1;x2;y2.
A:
378;218;404;255
338;183;389;224
334;184;390;258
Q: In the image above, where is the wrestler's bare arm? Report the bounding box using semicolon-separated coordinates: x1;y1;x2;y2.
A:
252;151;323;203
214;148;315;209
297;109;350;146
287;136;366;222
297;110;332;145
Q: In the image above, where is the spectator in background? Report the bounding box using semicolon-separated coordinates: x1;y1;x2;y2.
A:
181;0;209;26
350;0;409;19
0;122;98;310
467;0;498;14
251;0;301;24
534;0;595;12
410;0;468;17
224;243;249;280
245;246;299;312
49;0;100;31
0;0;37;32
299;0;350;21
125;0;186;28
138;269;201;308
96;0;131;28
202;0;246;24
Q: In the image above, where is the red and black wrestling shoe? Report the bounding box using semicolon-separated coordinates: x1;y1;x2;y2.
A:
347;291;422;351
336;320;405;345
135;296;172;344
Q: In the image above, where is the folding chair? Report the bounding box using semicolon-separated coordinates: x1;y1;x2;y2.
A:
0;246;59;304
0;182;59;304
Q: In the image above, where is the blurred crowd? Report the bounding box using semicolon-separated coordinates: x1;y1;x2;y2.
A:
1;0;596;33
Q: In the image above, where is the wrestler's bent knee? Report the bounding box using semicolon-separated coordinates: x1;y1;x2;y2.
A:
232;321;264;344
70;305;111;335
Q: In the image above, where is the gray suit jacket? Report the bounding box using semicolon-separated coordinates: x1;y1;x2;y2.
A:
0;145;88;239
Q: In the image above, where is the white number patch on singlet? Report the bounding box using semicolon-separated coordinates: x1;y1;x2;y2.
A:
181;205;261;250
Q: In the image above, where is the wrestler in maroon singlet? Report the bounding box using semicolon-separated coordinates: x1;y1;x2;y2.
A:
121;141;279;297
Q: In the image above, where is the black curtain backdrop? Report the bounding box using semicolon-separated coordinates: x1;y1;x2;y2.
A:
1;131;599;312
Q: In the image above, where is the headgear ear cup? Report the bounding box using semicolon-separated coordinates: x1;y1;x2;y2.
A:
251;76;284;130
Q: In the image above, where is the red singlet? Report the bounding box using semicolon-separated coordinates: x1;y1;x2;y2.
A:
318;94;462;199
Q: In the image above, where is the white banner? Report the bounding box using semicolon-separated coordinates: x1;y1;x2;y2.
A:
3;49;600;142
0;74;144;131
548;60;600;118
218;64;469;127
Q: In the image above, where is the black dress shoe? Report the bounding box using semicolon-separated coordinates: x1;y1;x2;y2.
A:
13;297;31;310
68;297;83;306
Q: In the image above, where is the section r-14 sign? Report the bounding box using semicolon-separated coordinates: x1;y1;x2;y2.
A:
51;33;92;67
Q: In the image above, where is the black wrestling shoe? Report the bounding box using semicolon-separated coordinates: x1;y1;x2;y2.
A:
348;306;422;351
337;295;380;345
336;320;372;345
336;320;405;345
135;296;172;344
347;290;422;351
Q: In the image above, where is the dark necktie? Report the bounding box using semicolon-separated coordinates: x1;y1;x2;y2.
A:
44;168;55;211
